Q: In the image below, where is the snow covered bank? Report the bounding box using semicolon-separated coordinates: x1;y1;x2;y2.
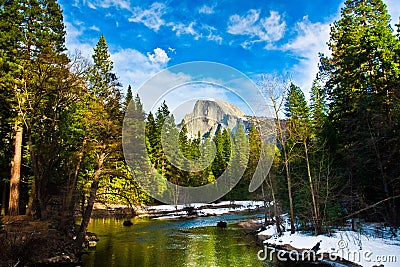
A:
258;223;400;267
145;200;264;219
89;201;264;219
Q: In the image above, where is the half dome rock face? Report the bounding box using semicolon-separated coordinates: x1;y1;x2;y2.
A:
183;99;247;138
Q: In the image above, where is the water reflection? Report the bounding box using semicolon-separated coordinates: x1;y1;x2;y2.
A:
82;214;267;267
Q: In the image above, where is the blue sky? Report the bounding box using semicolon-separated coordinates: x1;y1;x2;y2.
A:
59;0;400;119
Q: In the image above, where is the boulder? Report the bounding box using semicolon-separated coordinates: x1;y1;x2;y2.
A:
123;220;133;226
86;232;99;241
88;240;97;248
217;220;227;228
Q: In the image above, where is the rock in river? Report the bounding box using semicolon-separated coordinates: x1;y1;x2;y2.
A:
217;221;227;228
123;220;133;226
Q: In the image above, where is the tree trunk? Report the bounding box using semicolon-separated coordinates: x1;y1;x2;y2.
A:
76;152;105;248
277;118;295;234
66;138;86;210
26;131;40;218
8;122;23;216
26;173;35;216
1;180;7;216
304;140;320;234
262;74;295;233
61;138;86;230
267;173;282;235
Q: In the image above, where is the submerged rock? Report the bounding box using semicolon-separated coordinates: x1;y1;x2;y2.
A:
123;220;133;226
39;253;78;265
86;232;99;241
217;221;227;228
88;240;97;248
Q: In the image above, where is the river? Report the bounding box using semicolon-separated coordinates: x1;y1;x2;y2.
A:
81;212;274;267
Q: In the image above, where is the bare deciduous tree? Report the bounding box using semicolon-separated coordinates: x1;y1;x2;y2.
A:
259;73;295;234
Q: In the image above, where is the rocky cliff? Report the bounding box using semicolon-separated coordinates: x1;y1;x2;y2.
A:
183;99;248;138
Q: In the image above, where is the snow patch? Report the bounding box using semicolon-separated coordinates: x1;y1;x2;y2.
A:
259;224;400;267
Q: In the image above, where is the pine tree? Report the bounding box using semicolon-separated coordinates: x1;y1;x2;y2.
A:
145;111;157;163
0;0;71;217
310;80;328;140
212;128;231;179
320;0;400;226
179;119;190;159
77;34;123;247
285;83;325;234
199;135;217;185
285;84;311;138
152;101;170;174
227;123;249;199
124;85;133;111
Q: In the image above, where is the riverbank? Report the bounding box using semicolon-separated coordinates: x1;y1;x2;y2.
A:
257;219;400;267
88;200;265;219
0;215;79;266
0;201;264;266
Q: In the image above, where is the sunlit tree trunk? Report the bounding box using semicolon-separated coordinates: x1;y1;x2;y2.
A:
76;152;105;248
304;139;320;234
8;121;23;216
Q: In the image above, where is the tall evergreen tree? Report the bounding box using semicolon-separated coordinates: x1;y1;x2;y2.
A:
124;85;133;111
226;123;249;199
145;111;157;163
0;0;71;217
309;80;328;140
285;84;322;233
320;0;400;226
76;34;123;247
212;128;231;179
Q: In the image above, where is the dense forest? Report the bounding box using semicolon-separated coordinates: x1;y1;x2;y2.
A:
0;0;400;258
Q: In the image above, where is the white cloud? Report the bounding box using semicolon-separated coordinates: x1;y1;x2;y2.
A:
64;22;94;57
89;25;100;31
260;11;286;42
281;16;331;95
147;48;170;65
138;70;194;114
283;0;399;95
64;21;171;97
169;22;223;44
199;4;215;15
283;16;330;53
87;2;96;9
227;10;286;47
171;21;198;38
203;25;223;44
94;0;130;10
128;2;166;32
73;0;130;10
110;48;166;91
228;9;260;36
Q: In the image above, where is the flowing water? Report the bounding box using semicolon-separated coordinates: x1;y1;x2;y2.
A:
81;212;273;267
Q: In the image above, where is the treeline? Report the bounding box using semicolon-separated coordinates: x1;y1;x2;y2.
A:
0;0;151;239
143;101;263;201
262;0;400;235
0;0;399;240
0;0;260;231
